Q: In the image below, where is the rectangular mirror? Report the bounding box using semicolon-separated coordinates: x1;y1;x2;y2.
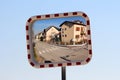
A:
26;12;92;68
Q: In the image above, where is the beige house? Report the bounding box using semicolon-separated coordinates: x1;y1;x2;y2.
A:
36;26;60;42
60;20;87;45
35;32;42;40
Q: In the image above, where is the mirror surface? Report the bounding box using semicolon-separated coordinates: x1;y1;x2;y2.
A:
32;16;89;64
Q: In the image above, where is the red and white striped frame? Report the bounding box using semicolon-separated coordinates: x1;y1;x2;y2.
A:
26;11;92;68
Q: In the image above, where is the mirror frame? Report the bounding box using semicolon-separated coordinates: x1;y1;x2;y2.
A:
26;11;92;68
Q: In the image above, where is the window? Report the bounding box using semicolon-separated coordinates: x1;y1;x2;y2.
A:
65;28;67;30
65;34;67;37
76;27;80;31
81;27;83;32
75;35;79;38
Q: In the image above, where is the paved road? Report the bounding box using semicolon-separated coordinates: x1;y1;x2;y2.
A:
34;41;89;64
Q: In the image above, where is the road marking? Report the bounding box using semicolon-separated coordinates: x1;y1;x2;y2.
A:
45;49;50;53
42;50;46;53
39;51;42;54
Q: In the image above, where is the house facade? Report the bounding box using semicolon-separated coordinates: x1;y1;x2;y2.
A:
45;26;60;42
36;26;60;42
60;20;87;45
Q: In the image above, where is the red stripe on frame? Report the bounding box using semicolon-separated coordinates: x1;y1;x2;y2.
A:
28;18;32;22
27;45;30;49
87;20;90;25
26;35;29;40
88;40;91;45
89;50;92;55
30;62;35;66
76;62;81;65
36;16;41;18
26;26;29;30
82;13;87;17
67;63;72;66
58;63;62;66
54;14;59;17
73;12;77;15
64;13;68;16
87;30;91;35
49;64;54;67
40;65;45;68
46;15;50;18
28;54;31;59
86;58;90;63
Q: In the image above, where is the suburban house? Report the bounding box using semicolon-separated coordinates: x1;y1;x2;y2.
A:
35;26;60;42
35;32;43;40
60;20;87;45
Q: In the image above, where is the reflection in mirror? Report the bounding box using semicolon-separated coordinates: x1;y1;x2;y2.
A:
32;16;88;64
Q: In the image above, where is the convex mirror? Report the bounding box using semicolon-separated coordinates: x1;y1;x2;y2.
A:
26;11;92;68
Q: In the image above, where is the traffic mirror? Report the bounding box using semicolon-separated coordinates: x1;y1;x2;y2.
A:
26;11;92;68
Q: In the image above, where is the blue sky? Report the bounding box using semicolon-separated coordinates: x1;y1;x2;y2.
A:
0;0;120;80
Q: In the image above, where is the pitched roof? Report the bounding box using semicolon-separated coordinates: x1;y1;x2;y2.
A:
60;20;86;28
45;26;60;31
36;26;60;36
